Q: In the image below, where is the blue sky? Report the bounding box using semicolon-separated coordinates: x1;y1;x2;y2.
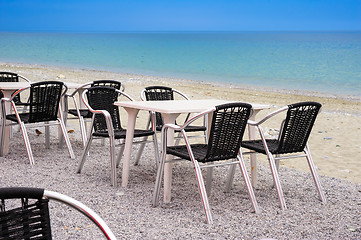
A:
1;0;360;32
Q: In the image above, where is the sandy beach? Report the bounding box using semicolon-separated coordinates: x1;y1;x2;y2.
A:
1;62;360;239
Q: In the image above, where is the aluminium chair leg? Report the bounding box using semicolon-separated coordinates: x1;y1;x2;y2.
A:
58;119;75;159
304;145;327;203
152;148;166;207
116;144;125;168
108;135;117;187
77;135;93;173
45;122;50;149
225;164;237;193
193;160;213;224
0;111;5;156
19;122;35;165
205;166;213;197
79;116;87;148
152;133;160;167
268;153;287;210
134;136;148;166
237;154;260;214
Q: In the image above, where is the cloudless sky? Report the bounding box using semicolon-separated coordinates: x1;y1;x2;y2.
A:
0;0;360;32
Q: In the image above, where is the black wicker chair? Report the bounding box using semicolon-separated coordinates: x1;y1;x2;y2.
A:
77;86;159;187
152;102;259;224
0;72;31;107
240;102;327;210
0;81;74;164
64;80;124;147
0;187;116;239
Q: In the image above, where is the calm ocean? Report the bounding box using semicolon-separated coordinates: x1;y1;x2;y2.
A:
0;32;360;96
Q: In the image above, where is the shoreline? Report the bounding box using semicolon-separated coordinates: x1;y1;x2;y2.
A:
1;61;361;183
2;61;361;104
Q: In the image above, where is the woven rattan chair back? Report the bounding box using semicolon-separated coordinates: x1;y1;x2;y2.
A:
0;188;52;239
27;81;64;123
276;102;321;154
91;80;122;90
205;102;252;162
0;72;22;103
86;86;123;133
143;86;174;127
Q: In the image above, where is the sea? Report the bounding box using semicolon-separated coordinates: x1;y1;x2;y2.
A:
0;31;360;97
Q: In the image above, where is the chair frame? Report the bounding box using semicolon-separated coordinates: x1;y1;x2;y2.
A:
152;103;259;224
0;187;116;240
0;81;75;165
77;86;159;187
64;80;124;147
240;102;327;210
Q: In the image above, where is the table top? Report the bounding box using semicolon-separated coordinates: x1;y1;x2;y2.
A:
0;82;31;91
115;99;269;114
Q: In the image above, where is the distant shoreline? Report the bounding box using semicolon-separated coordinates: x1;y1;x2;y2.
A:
2;61;360;103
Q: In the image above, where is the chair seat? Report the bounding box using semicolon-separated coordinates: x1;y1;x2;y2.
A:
167;144;208;162
6;113;58;124
242;139;280;154
68;109;93;118
156;125;206;132
93;129;155;139
14;100;30;106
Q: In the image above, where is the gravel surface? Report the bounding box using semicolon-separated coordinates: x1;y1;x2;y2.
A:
0;123;360;239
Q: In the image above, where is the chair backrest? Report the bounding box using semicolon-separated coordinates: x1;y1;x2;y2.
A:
0;72;21;102
205;103;252;162
143;86;175;127
0;188;52;239
86;86;123;133
91;80;122;91
27;81;64;123
0;72;19;82
276;101;322;154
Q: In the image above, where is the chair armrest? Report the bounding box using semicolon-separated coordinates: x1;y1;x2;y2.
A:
43;190;117;240
249;106;288;126
18;74;31;83
67;82;93;97
161;123;182;131
181;107;215;129
118;90;134;101
0;97;11;103
8;86;31;102
173;89;190;100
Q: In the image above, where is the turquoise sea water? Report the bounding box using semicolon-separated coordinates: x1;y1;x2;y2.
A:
0;32;360;96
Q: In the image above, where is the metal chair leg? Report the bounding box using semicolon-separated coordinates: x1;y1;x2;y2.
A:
205;166;213;197
19;122;34;165
152;148;166;207
134;136;148;166
237;154;260;214
152;133;160;168
79;116;87;148
58;119;75;159
268;153;287;210
305;145;327;203
193;160;213;224
225;164;236;193
116;144;125;168
108;135;117;187
77;135;93;173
